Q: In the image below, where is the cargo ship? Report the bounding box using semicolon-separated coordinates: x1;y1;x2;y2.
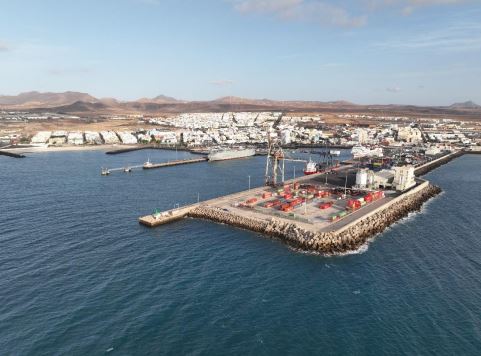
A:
208;147;256;162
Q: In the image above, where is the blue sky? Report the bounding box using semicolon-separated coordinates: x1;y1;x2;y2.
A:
0;0;480;105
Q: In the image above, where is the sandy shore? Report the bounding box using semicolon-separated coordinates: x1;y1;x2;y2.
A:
1;144;139;154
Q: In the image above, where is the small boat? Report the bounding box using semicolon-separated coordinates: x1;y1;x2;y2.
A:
101;168;110;176
304;158;318;175
123;167;132;173
143;158;153;168
330;150;341;156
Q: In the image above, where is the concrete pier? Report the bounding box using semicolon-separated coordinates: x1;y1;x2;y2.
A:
143;157;207;169
139;205;197;227
0;150;25;158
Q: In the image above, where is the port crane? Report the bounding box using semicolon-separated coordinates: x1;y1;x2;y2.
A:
265;129;285;186
264;114;307;186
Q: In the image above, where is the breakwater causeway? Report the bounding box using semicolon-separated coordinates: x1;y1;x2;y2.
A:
140;149;477;255
0;150;25;158
187;182;441;255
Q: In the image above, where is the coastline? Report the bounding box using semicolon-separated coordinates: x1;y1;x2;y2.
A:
1;144;139;155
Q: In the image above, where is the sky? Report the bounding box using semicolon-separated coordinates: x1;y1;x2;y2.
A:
0;0;480;105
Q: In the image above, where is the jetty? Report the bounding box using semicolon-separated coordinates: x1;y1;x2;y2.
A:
101;157;207;175
0;150;25;158
142;157;207;169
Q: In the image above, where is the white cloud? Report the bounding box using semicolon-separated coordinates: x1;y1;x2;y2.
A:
231;0;473;27
232;0;367;27
376;22;481;51
365;0;471;14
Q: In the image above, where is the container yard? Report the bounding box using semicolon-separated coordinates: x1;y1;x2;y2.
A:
192;171;391;232
140;166;395;233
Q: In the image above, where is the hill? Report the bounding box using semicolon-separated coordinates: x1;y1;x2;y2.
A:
2;91;481;120
449;101;480;110
0;91;97;108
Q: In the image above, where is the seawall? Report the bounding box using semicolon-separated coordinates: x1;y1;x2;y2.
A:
106;145;191;155
187;182;441;255
415;151;464;176
0;150;25;158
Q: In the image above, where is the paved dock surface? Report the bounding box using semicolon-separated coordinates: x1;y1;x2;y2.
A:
143;157;207;169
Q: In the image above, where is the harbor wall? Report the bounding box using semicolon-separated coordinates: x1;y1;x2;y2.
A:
0;150;25;158
414;151;464;176
187;182;441;255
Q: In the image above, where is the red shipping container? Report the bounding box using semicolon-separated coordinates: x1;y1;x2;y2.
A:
272;200;282;207
319;202;333;209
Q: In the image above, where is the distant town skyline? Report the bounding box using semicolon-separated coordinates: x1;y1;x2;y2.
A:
1;0;480;106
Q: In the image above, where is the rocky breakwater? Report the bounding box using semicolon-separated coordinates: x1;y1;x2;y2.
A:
188;183;441;255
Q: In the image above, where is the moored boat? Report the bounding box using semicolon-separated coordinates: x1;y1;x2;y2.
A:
304;159;318;175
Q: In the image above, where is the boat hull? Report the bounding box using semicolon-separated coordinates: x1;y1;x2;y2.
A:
208;148;256;162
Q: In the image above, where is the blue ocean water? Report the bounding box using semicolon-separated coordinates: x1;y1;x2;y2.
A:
1;150;480;355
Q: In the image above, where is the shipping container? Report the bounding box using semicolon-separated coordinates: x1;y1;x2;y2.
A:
319;202;333;210
262;192;272;199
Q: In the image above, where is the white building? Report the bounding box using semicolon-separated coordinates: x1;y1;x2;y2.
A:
100;131;120;144
356;128;368;144
117;131;138;145
393;165;416;191
31;131;52;144
398;127;423;144
67;132;85;145
372;170;395;189
85;131;102;145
